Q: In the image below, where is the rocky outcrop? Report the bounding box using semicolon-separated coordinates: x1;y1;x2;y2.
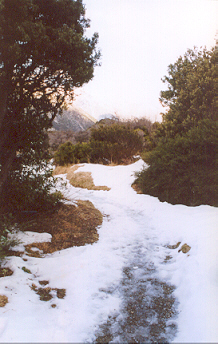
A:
52;106;96;132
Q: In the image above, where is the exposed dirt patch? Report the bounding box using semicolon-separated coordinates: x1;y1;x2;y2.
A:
31;283;66;302
69;171;110;191
0;295;8;307
163;255;173;263
53;164;80;177
31;284;53;301
22;266;32;274
0;267;13;277
5;250;24;258
56;288;66;299
167;242;181;250
53;164;110;191
24;246;43;258
167;242;191;254
131;182;143;194
94;266;178;343
178;243;191;253
15;201;102;255
39;280;49;286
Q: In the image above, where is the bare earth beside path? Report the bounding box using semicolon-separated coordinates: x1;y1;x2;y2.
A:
12;201;102;256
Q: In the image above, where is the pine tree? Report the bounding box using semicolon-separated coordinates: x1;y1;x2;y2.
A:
0;0;100;209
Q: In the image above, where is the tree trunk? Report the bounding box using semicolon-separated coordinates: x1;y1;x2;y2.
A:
0;69;12;132
0;68;14;195
0;86;8;131
0;149;16;195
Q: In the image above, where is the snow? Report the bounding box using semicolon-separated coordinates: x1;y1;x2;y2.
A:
8;231;52;252
0;159;217;342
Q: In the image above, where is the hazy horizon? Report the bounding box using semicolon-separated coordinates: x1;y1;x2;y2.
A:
73;0;217;122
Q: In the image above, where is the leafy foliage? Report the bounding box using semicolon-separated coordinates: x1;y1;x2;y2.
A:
54;123;143;166
135;47;218;206
0;213;19;261
3;162;63;211
159;47;217;138
0;0;100;210
90;124;143;164
54;141;91;165
136;120;217;206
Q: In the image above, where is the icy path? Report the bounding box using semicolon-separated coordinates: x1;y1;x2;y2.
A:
0;160;217;343
69;182;179;342
91;200;177;341
57;160;217;343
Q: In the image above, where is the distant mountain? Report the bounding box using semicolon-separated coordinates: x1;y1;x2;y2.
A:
99;113;115;120
73;88;117;121
52;106;97;132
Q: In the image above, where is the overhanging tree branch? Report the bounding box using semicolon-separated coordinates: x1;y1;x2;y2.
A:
0;0;100;198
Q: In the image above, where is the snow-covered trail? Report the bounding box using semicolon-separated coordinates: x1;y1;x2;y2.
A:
0;160;217;343
67;174;178;342
57;159;217;343
57;161;179;342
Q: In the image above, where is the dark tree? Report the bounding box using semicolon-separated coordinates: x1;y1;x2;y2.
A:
90;124;143;164
135;47;218;206
159;47;217;138
0;0;100;200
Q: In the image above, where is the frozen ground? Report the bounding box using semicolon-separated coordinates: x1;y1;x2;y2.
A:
0;159;217;343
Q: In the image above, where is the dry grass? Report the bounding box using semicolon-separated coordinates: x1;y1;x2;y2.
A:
0;295;8;307
69;171;110;191
167;242;191;253
53;164;80;176
178;243;191;253
53;164;110;191
167;242;181;250
0;268;13;277
31;283;66;301
131;182;143;194
16;201;103;255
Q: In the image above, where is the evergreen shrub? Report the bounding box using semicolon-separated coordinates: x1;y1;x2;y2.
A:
135;120;218;206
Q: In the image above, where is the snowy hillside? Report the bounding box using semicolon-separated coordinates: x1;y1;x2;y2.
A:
0;160;217;342
52;106;96;132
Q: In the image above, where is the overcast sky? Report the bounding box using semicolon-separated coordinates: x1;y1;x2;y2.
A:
73;0;218;122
